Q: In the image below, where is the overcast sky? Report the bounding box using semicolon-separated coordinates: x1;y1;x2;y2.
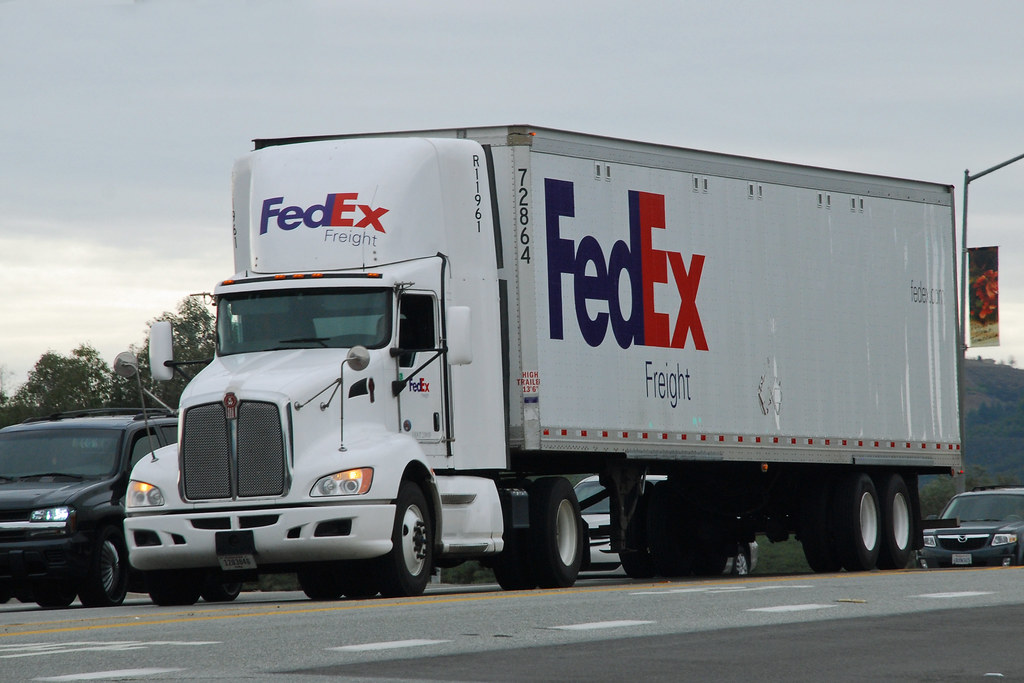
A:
2;0;1023;392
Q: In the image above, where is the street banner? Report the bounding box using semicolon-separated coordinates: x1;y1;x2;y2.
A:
968;246;999;347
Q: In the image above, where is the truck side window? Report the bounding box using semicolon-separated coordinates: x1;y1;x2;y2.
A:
398;295;436;367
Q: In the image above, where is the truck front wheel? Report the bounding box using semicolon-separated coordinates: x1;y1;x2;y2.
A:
146;569;202;606
529;477;583;588
377;481;433;597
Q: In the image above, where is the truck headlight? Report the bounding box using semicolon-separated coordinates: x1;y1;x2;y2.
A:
311;468;373;497
992;533;1018;547
127;480;165;508
923;535;936;548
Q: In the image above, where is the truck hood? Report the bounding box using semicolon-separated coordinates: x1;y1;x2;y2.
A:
0;478;103;511
183;349;368;404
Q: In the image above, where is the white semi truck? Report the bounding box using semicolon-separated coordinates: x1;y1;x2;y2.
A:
125;126;961;604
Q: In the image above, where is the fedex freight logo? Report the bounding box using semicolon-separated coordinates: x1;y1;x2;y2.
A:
408;378;430;393
545;179;708;350
260;193;389;241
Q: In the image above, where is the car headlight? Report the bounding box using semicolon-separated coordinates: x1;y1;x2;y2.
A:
311;468;373;497
992;533;1018;547
28;506;75;536
30;506;73;523
923;535;936;548
127;480;165;508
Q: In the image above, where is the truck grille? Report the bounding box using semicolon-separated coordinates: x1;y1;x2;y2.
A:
181;400;286;500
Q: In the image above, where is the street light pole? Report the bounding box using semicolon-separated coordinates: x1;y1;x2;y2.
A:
958;152;1024;491
960;152;1024;349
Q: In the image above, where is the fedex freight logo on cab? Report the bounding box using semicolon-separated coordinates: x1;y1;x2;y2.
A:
545;179;708;351
260;193;390;235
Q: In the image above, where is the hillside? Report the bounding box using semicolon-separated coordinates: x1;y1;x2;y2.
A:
963;357;1024;481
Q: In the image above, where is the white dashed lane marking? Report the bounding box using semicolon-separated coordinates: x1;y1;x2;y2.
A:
0;641;219;659
551;620;654;631
747;604;837;613
34;669;184;681
914;591;995;599
329;639;451;652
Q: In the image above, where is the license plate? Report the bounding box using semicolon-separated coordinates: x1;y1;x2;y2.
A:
952;553;972;566
215;530;256;571
218;553;257;571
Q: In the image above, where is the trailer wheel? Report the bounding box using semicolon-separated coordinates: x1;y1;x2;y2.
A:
529;477;583;588
832;472;881;571
646;482;694;577
145;569;202;606
874;473;913;569
78;525;129;607
377;481;433;598
799;477;842;573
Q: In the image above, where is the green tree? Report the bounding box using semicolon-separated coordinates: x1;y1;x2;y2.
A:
133;295;216;411
2;344;113;423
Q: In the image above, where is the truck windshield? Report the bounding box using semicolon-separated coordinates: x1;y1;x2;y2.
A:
0;429;122;479
217;288;392;355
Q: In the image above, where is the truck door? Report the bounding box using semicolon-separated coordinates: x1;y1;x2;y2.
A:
395;293;447;455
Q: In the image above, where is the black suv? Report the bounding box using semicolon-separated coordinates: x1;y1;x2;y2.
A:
920;486;1024;568
0;409;177;607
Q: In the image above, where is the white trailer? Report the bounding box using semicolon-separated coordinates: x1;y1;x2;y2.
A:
126;126;960;603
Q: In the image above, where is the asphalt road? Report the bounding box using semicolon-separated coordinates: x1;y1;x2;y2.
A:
1;567;1021;681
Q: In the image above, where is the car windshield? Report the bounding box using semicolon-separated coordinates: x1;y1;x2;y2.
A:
217;288;392;355
0;429;122;479
944;493;1024;522
575;480;609;514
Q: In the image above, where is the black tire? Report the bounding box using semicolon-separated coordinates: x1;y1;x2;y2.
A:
146;569;202;606
377;481;433;598
0;584;10;603
619;486;656;579
33;581;77;608
874;473;913;570
339;560;380;599
693;543;729;576
799;477;842;573
832;472;881;572
646;482;694;577
200;573;242;602
297;563;344;600
78;526;129;608
529;477;583;589
492;527;537;590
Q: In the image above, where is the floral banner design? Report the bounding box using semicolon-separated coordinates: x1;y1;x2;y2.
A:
968;246;999;347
